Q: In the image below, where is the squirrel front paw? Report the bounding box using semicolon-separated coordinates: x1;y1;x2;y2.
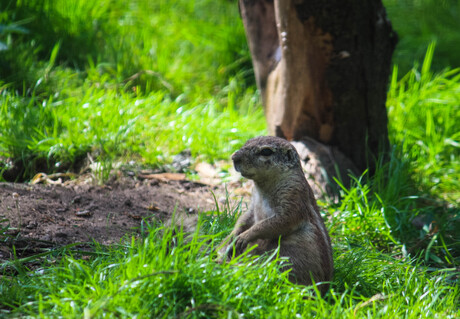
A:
226;232;251;258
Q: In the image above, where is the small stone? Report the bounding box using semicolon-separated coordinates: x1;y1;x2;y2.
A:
75;210;92;217
26;221;38;229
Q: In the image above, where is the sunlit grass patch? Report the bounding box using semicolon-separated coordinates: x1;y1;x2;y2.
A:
0;81;266;181
0;0;262;181
1;217;458;318
387;43;460;203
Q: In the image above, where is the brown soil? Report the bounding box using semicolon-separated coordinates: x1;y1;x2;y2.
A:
0;175;223;262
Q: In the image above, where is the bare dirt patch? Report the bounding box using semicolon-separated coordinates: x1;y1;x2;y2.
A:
0;175;222;261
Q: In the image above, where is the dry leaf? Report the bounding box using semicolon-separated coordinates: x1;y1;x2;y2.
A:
147;203;159;211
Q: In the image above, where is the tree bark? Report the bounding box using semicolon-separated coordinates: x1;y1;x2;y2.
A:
239;0;397;173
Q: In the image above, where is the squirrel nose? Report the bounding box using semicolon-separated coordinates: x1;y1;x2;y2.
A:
232;151;242;162
232;151;244;168
232;151;243;172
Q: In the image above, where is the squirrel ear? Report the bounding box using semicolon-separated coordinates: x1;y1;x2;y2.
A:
286;149;298;167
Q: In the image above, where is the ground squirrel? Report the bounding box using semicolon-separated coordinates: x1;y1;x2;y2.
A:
222;136;333;294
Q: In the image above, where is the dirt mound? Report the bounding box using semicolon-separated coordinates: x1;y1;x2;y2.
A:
0;176;220;261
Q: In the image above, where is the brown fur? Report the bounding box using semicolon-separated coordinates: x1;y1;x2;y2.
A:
221;136;333;295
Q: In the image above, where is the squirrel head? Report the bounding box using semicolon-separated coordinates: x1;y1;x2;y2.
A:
232;136;301;183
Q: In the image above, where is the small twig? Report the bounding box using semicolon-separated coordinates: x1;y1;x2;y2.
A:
124;70;173;91
354;293;389;315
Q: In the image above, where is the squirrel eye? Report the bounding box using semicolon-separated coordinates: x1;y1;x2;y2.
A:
259;148;274;156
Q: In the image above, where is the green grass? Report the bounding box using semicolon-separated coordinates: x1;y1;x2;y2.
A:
0;80;265;179
1;215;458;318
0;0;459;317
387;43;460;203
0;0;264;181
384;0;460;73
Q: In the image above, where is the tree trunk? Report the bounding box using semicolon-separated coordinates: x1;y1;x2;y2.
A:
239;0;397;174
